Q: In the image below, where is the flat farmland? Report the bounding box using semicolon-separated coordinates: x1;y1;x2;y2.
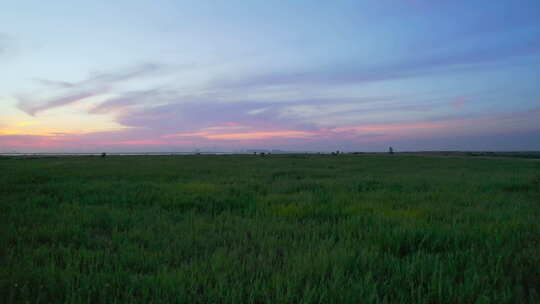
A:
1;154;539;303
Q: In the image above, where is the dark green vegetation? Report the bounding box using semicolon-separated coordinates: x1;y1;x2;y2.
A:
1;155;539;303
463;151;540;159
398;151;540;160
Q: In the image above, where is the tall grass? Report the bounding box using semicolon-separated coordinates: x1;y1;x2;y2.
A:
1;154;539;303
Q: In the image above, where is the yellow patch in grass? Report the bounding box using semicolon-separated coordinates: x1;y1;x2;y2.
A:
269;204;305;218
344;202;427;223
180;183;221;194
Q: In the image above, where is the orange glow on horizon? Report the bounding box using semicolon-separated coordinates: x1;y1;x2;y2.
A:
166;128;315;140
0;118;490;149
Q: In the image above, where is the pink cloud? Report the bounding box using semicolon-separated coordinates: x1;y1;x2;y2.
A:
2;107;539;152
185;130;314;140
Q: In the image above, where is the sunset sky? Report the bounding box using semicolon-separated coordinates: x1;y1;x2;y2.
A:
1;1;540;152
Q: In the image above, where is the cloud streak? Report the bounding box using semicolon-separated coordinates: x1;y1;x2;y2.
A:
17;63;165;116
214;38;540;89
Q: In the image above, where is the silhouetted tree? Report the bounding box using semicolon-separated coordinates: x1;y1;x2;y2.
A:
389;147;394;154
101;152;107;158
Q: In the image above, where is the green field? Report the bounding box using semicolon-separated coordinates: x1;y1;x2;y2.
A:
1;154;539;303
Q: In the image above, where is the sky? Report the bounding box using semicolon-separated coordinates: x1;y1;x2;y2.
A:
1;0;540;152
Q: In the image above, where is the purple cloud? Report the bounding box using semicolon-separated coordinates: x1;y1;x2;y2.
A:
3;107;539;153
108;93;418;135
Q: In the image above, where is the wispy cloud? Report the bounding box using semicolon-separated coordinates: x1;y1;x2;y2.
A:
88;88;183;114
111;94;409;135
214;38;540;89
32;79;77;89
17;63;166;116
